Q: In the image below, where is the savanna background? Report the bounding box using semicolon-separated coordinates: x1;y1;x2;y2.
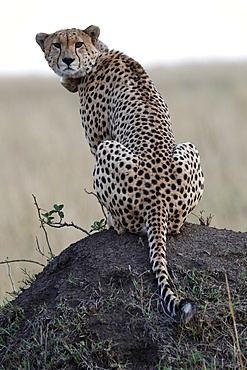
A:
0;0;247;303
1;63;247;302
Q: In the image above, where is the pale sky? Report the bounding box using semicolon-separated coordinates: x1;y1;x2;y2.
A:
1;0;247;74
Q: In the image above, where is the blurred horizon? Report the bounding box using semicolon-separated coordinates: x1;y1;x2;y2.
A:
1;60;247;302
1;0;247;74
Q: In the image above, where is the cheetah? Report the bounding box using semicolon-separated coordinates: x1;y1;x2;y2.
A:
36;25;204;323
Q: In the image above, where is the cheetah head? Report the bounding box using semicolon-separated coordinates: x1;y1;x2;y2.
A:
36;26;107;78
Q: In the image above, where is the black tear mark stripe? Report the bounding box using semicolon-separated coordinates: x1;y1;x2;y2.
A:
56;49;61;70
75;48;81;69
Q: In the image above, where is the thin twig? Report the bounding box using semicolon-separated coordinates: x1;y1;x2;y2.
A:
33;194;90;236
225;272;244;370
191;210;214;226
0;259;45;267
6;260;15;292
45;220;90;235
70;221;91;234
35;236;46;257
32;194;55;258
84;188;107;219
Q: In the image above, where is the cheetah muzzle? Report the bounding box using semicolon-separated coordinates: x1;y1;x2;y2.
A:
36;25;204;323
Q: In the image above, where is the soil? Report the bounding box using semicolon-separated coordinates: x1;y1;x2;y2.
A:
0;223;247;369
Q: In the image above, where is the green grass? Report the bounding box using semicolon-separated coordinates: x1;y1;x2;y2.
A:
1;265;245;369
0;61;247;302
0;301;126;369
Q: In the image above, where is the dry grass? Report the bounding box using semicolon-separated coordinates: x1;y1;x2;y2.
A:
0;62;247;301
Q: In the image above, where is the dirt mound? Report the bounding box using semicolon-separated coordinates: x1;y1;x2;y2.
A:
0;223;246;369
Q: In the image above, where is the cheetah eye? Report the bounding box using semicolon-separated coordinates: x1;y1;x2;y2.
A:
53;42;61;49
75;42;83;48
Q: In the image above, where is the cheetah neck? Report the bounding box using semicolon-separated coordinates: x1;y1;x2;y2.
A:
78;50;176;158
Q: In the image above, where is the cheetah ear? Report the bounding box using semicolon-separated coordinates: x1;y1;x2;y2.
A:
36;33;50;52
83;25;100;45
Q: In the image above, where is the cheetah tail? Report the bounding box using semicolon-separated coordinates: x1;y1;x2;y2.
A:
146;211;197;323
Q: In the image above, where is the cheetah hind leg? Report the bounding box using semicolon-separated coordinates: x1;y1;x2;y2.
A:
107;212;147;236
167;142;204;234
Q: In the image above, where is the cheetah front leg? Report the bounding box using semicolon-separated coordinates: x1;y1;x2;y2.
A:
106;212;125;235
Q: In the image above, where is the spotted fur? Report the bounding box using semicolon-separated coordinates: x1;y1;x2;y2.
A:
36;25;204;322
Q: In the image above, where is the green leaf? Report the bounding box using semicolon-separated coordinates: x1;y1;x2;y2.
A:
54;204;64;211
58;211;64;219
90;219;105;232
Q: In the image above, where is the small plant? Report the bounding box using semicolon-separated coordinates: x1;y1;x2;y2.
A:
18;268;36;291
1;194;107;303
4;268;38;300
68;273;78;286
33;194;90;237
32;193;107;262
90;219;106;233
192;210;214;226
190;350;202;366
185;269;204;297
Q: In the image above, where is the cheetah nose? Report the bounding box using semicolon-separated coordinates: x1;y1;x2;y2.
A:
62;57;75;66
